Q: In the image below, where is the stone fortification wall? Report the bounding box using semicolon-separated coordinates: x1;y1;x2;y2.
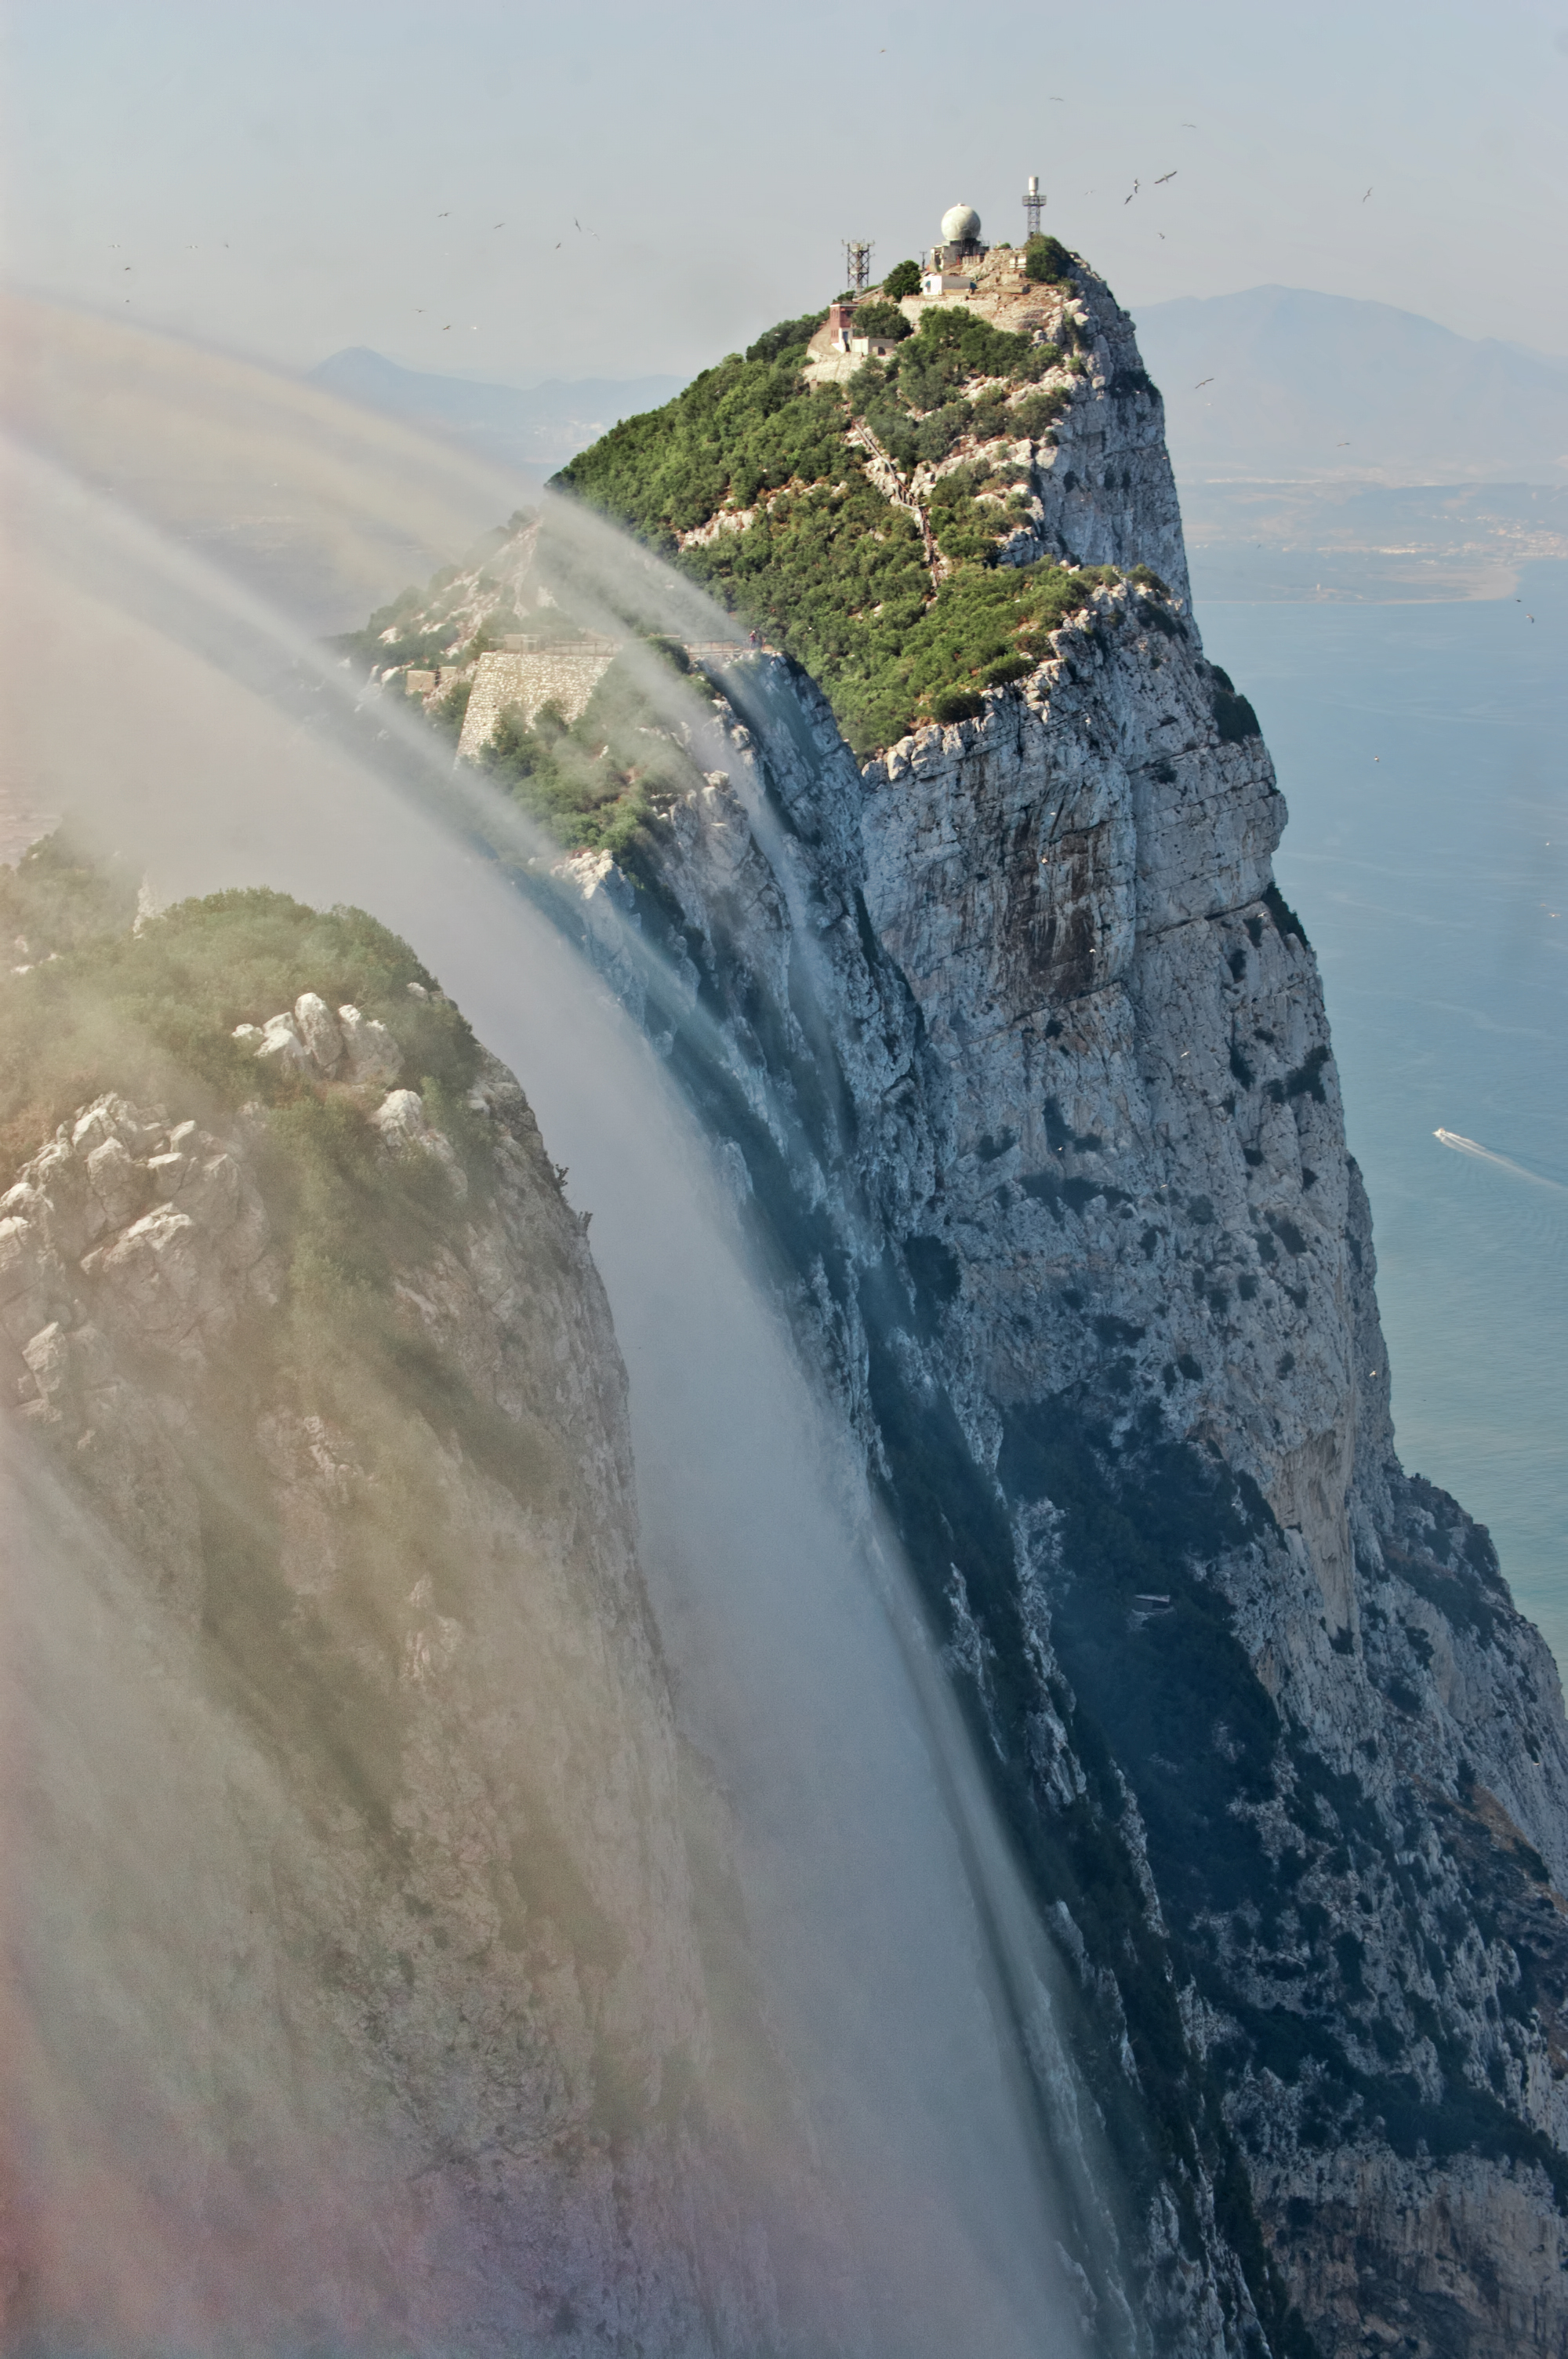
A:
456;645;617;758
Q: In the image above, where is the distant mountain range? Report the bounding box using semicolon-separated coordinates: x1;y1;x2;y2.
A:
307;347;688;478
1131;285;1568;485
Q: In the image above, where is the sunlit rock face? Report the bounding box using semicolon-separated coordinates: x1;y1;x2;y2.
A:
523;291;1568;2355
0;1046;784;2354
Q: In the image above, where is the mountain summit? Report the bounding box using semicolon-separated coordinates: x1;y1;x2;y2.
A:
349;224;1568;2355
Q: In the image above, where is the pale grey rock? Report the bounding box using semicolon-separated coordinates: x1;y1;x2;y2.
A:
372;1085;466;1196
292;990;343;1070
254;1010;310;1073
370;1085;429;1149
337;1001;403;1085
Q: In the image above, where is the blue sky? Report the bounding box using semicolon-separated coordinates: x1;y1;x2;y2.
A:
4;0;1566;384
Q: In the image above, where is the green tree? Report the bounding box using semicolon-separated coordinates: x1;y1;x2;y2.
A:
881;259;921;299
851;301;913;343
1025;233;1074;285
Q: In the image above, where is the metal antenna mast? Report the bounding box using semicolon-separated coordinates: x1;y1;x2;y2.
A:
1022;176;1044;238
844;239;874;295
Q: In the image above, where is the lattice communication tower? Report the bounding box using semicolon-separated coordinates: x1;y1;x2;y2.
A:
843;239;874;295
1022;176;1044;239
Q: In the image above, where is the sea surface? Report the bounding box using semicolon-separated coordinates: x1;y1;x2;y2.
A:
1196;559;1568;1670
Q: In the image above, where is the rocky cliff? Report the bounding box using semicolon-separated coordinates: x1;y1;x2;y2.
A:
373;245;1568;2355
0;871;799;2354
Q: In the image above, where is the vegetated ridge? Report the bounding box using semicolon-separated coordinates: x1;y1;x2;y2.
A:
336;231;1568;2359
0;836;798;2350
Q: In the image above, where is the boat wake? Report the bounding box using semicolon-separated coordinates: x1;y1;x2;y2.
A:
1434;1129;1568;1194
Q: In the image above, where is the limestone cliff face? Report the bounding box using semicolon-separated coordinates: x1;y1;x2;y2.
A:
0;1013;785;2353
481;264;1568;2357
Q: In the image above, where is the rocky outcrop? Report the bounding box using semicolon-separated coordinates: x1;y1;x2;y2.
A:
0;1015;789;2352
485;269;1568;2354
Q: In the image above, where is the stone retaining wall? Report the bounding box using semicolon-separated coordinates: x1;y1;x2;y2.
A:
456;648;617;758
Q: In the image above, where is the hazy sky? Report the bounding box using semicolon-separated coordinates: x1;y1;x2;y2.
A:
4;0;1566;387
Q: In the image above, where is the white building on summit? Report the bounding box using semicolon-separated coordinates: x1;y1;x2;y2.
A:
922;203;988;295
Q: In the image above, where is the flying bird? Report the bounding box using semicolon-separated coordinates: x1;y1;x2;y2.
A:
1362;187;1372;202
493;220;505;228
437;211;449;217
1155;170;1177;184
1194;376;1214;387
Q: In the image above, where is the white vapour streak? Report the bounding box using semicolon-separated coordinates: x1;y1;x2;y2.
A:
1434;1129;1567;1193
0;315;1112;2354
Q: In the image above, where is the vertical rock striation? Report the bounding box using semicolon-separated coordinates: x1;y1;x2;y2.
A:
512;259;1568;2357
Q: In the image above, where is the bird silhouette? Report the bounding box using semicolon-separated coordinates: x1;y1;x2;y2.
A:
437;211;448;217
1362;187;1372;202
1194;376;1214;387
1155;170;1177;184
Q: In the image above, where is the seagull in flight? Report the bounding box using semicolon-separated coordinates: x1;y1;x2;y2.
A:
1155;170;1177;184
1362;187;1372;202
1194;376;1214;387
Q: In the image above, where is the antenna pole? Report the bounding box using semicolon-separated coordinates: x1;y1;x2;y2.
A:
1022;176;1044;239
843;239;873;295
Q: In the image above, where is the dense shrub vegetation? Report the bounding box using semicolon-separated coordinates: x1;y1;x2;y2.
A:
0;845;531;1499
848;300;912;343
880;258;921;298
1025;232;1075;285
0;847;474;1177
557;300;1118;753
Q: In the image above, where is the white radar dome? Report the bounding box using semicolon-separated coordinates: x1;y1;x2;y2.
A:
940;203;982;244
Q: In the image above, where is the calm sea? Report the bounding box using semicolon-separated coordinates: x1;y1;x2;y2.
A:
1196;561;1568;1670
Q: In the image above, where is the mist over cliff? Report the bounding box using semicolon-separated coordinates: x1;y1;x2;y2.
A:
358;234;1568;2357
2;228;1567;2359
